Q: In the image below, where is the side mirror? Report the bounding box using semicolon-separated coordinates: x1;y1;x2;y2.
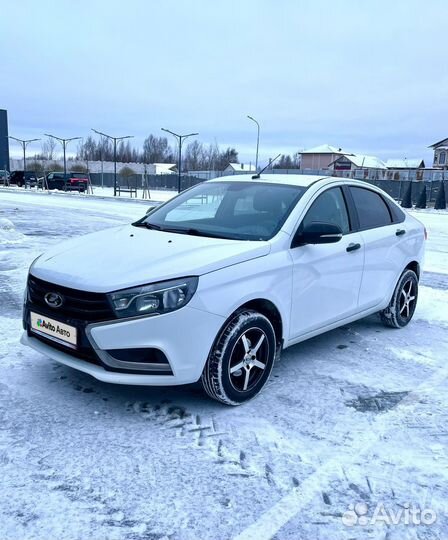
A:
292;222;343;248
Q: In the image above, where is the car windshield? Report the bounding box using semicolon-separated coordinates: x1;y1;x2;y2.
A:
139;181;306;241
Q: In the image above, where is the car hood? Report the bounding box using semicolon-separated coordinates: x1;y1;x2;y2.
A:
31;225;271;292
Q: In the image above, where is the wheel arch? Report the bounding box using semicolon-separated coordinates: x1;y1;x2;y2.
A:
236;298;284;346
405;260;420;280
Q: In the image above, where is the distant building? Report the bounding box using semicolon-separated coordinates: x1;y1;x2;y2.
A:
187;170;220;180
299;144;347;170
385;158;425;169
145;163;176;175
0;109;10;171
223;162;256;174
429;138;448;169
328;154;387;171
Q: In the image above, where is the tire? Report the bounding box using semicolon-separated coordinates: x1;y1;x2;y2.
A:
380;269;418;328
201;309;277;405
17;181;23;188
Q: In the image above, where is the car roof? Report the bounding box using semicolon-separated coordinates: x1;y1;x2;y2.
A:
209;173;332;188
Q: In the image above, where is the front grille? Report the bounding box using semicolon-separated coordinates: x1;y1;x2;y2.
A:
28;275;115;322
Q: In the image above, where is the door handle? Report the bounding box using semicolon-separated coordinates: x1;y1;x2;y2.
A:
396;229;406;236
346;243;361;252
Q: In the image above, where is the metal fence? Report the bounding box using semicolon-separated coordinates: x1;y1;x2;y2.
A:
87;169;447;205
263;167;447;182
89;173;204;192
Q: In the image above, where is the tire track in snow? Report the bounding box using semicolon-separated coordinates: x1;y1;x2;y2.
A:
232;361;448;540
126;400;303;492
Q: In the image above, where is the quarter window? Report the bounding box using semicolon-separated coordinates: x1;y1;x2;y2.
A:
350;187;392;229
302;187;350;234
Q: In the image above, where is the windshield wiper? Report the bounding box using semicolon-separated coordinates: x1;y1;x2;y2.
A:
162;227;233;239
137;222;163;230
135;222;235;239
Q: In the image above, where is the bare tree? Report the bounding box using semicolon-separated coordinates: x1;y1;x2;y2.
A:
119;165;136;177
41;137;57;160
70;163;88;173
184;140;205;170
216;147;239;170
142;135;175;163
77;136;97;162
273;153;300;169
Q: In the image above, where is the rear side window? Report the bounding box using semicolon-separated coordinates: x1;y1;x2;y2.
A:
385;198;406;223
350;187;392;230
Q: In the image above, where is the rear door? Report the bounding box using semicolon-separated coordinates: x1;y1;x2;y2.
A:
348;186;406;310
289;186;364;339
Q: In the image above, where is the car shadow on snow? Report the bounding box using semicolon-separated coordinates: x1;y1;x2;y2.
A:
41;313;388;413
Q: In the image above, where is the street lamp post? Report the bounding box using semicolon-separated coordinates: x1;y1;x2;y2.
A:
8;136;40;173
44;134;82;177
92;129;133;196
247;115;260;173
161;128;199;193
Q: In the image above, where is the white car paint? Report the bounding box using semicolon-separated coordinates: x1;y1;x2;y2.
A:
22;174;426;386
30;225;270;292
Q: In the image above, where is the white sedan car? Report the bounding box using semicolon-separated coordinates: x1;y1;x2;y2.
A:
22;174;425;405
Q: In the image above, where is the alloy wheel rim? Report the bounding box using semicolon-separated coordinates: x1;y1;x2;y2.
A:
399;279;417;320
228;327;269;392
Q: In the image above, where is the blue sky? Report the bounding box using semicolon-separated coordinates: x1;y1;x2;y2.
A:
1;0;447;165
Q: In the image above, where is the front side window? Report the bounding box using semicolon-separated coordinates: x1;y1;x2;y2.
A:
302;187;350;234
141;181;306;240
350;186;392;230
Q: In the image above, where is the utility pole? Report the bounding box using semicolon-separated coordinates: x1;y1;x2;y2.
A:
8;136;40;172
161;128;199;193
44;134;82;177
92;129;133;196
247;115;260;173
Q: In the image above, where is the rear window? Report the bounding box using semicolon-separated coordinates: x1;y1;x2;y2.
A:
350;187;392;230
69;173;87;178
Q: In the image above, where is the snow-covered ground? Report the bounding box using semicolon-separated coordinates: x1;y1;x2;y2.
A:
0;189;447;540
1;184;177;204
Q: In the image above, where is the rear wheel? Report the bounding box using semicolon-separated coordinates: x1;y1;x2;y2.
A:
380;269;418;328
201;309;277;405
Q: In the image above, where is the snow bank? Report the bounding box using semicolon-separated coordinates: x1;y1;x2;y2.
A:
415;285;448;326
0;218;26;245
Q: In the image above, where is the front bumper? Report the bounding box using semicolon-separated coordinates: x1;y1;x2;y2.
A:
22;305;225;386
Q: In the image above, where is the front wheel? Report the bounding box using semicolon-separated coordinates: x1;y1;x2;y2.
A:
380;269;418;328
201;309;277;405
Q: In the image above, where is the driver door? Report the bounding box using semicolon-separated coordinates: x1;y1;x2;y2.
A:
289;187;364;340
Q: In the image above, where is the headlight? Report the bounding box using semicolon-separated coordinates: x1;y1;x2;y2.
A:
108;277;199;319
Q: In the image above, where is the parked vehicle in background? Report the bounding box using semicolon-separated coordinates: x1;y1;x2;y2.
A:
0;169;10;185
42;172;88;192
9;170;39;187
22;175;426;405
